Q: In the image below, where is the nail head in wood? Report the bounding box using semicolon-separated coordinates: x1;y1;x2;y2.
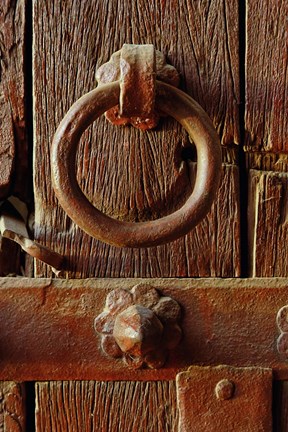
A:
215;379;235;400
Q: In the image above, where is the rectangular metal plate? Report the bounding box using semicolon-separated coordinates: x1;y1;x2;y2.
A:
177;365;272;432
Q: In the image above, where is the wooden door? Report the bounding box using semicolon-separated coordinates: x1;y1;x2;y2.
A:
0;0;287;430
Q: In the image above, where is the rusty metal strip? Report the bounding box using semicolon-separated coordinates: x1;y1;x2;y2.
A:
0;278;288;381
119;44;156;117
176;365;272;432
0;198;63;273
95;44;179;130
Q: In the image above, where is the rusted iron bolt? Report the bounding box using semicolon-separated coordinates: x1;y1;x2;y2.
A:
215;379;235;400
113;305;163;356
94;284;182;369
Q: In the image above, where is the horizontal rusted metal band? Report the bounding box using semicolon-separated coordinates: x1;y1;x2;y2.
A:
0;277;288;381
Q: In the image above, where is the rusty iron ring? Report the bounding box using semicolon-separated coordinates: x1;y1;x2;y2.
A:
51;81;221;248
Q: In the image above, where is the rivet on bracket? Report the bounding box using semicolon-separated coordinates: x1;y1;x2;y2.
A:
215;379;235;400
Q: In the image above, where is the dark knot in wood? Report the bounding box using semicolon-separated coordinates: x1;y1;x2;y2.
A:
94;283;182;369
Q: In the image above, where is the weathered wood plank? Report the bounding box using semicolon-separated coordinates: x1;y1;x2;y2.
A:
0;0;28;276
0;381;26;431
248;170;288;277
185;164;240;277
245;0;288;152
1;277;288;381
247;166;288;426
33;0;240;278
0;0;28;199
246;153;288;173
246;5;288;423
0;4;27;410
35;164;240;278
35;381;178;432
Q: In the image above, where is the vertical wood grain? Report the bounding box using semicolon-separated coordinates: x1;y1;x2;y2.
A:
0;382;26;431
35;381;178;432
0;0;28;199
0;0;28;276
245;0;288;153
0;6;28;423
246;2;288;426
248;170;288;277
245;0;288;273
33;0;240;278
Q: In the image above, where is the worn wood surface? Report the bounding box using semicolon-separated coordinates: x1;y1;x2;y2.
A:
0;0;27;276
1;277;288;381
248;170;288;277
33;0;240;278
245;0;288;153
245;2;288;426
0;0;28;199
35;381;178;432
0;4;27;418
246;153;288;173
248;169;288;429
48;163;239;278
177;366;272;432
0;381;26;432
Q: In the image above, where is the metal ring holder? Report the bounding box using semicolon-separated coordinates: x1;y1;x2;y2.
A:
51;45;221;248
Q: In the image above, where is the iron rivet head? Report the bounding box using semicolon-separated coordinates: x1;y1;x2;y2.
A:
215;379;235;400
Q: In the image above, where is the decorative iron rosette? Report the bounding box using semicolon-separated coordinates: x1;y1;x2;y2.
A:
94;283;182;369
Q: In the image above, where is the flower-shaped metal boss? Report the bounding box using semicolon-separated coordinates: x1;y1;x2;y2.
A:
94;284;182;369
